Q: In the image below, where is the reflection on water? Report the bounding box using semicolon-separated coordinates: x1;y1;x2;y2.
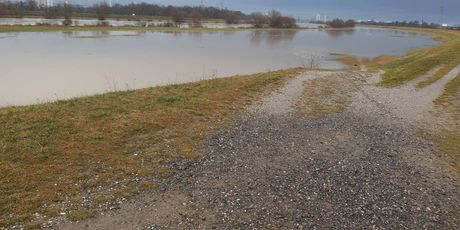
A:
250;30;298;47
0;27;437;107
324;29;356;38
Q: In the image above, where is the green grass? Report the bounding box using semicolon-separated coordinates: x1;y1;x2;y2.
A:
0;68;304;228
435;73;460;107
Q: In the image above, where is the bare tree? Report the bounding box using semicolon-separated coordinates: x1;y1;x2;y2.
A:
264;10;297;28
62;3;73;26
94;2;111;21
300;54;322;69
43;6;59;19
278;16;297;28
171;9;186;27
188;11;202;28
223;11;239;24
250;12;268;28
328;18;356;28
267;10;282;28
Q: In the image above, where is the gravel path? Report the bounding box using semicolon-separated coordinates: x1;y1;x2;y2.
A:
359;65;460;131
60;70;459;229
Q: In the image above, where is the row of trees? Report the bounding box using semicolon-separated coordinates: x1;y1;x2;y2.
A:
327;18;356;28
250;10;297;28
0;1;248;22
358;20;441;29
0;1;298;28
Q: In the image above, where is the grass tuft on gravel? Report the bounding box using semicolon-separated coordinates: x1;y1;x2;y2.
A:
296;73;359;119
0;68;303;228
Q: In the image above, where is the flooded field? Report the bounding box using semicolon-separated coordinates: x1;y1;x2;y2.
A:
0;17;254;28
0;27;437;106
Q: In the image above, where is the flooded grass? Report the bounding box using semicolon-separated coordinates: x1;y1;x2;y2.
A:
331;54;362;70
0;68;303;227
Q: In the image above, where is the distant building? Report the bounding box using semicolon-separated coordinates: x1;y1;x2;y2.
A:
316;14;321;22
34;0;53;8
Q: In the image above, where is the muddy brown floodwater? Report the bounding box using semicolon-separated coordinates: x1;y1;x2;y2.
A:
0;27;437;107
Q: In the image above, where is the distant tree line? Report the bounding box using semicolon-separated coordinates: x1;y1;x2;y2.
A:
250;10;297;28
0;1;298;28
327;18;356;28
358;20;441;29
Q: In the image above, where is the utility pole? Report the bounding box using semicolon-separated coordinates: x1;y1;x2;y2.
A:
440;0;444;26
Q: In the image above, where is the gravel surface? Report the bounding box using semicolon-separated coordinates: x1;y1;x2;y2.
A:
360;65;460;131
59;70;459;229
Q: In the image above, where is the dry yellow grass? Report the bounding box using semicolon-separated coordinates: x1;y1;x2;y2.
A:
331;54;362;70
0;68;303;227
362;28;460;176
296;73;358;119
366;29;460;176
432;73;460;175
365;28;460;176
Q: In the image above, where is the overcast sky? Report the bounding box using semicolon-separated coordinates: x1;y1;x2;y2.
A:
68;0;460;25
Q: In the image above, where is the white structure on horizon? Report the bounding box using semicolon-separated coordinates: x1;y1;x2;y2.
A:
316;14;321;21
34;0;53;8
316;14;328;22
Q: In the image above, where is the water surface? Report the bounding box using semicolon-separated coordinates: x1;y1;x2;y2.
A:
0;27;437;107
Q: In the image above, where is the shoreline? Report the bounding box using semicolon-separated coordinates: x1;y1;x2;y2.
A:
1;26;459;228
0;24;315;33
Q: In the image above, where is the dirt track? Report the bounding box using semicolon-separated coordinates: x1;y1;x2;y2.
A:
59;70;460;229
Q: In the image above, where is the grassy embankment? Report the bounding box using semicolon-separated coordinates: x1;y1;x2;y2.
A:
341;28;460;175
376;29;460;87
432;73;460;176
334;28;460;175
0;68;303;228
